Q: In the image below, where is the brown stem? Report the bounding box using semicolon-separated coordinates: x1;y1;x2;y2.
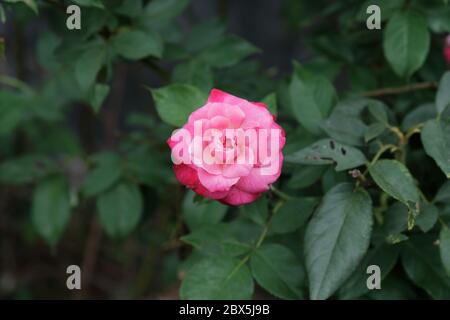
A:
362;82;438;97
76;218;102;299
103;64;127;149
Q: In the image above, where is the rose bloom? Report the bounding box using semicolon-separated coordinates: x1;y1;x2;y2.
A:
445;35;450;64
167;89;285;206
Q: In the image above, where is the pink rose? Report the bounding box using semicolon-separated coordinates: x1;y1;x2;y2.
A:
168;89;285;206
445;35;450;65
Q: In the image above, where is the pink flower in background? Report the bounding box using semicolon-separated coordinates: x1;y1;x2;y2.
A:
168;89;285;206
444;35;450;65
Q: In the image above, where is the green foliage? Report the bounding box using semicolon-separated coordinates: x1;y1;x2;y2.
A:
2;0;450;300
250;244;305;299
383;9;430;78
421;119;450;178
180;255;254;300
31;177;71;246
96;182;143;238
305;184;373;299
285;139;367;171
150;84;207;127
289;65;337;134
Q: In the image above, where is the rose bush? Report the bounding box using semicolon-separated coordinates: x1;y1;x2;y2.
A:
1;0;450;300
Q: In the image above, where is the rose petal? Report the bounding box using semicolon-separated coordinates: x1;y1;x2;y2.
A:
220;187;260;206
222;163;252;178
173;164;198;188
234;162;282;193
197;168;239;192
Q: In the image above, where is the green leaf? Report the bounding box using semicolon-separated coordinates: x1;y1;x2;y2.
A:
180;255;254;300
261;93;277;115
383;10;430;78
339;243;399;299
427;6;450;33
416;203;439;233
368;275;417;300
240;196;268;226
150;84;207;127
436;71;450;115
381;202;409;237
31;177;71;246
321;167;348;193
141;0;189;26
250;244;304;299
114;0;143;17
289;66;337;134
111;29;163;60
364;123;386;143
440;228;450;277
305;183;373;300
184;18;226;52
181;224;250;257
89;83;110;113
4;0;38;13
321;99;369;146
285;139;367;171
271;197;317;234
171;60;213;92
401;103;436;131
197;35;259;68
125;148;171;187
402;235;450;299
368;100;389;125
0;91;27;135
96;182;142;238
0;155;55;185
72;0;104;9
287;166;326;189
182;191;228;230
82;152;122;197
421;119;450;178
75;44;105;93
435;181;450;204
369;160;420;225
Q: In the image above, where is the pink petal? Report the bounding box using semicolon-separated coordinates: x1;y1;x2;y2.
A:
235;165;281;193
239;102;273;129
207;102;245;128
222;163;252;178
195;183;229;200
220;187;260;206
207;89;246;105
173;164;198;188
209;115;230;129
252;102;269;110
188;104;209;122
197;168;239;192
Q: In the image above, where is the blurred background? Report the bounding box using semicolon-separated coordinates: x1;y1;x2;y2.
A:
0;0;315;299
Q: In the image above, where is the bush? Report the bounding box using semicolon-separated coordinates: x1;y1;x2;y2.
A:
0;0;450;300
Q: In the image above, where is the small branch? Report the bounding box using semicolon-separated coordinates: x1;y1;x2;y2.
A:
362;82;437;97
270;185;294;201
76;218;102;299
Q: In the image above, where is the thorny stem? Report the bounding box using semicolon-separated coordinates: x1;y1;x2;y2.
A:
226;199;284;282
439;217;449;229
357;143;397;188
362;82;437;97
270;185;294;201
255;200;284;248
369;144;398;167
